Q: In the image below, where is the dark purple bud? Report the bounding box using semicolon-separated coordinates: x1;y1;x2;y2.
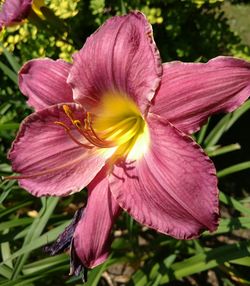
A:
44;207;88;282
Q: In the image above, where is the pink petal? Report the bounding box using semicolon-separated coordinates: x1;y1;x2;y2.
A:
150;56;250;134
19;58;73;111
74;168;121;268
109;113;219;239
0;0;32;30
68;11;162;114
8;104;112;197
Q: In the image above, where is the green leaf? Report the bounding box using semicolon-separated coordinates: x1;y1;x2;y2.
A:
132;269;148;286
0;123;20;131
197;118;210;145
160;241;250;283
1;220;70;266
0;201;32;219
0;181;16;204
2;48;20;73
131;241;250;285
230;256;250;267
0;264;12;279
204;217;250;236
206;143;241;157
225;100;250;130
217;161;250;178
0;164;12;173
219;191;250;215
120;0;127;14
1;230;13;269
10;197;59;279
84;259;110;286
0;61;18;85
204;100;250;147
148;254;177;286
0;218;33;232
204;114;231;147
22;254;68;275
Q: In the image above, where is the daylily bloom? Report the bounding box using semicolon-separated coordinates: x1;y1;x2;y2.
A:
8;11;250;275
0;0;43;31
0;0;32;30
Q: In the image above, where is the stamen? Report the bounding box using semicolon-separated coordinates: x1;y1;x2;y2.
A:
89;123;109;143
59;103;148;157
96;117;137;136
81;131;116;148
86;112;92;126
61;105;116;148
56;106;113;148
54;121;93;149
84;119;89;130
109;118;145;164
105;118;140;144
54;121;70;131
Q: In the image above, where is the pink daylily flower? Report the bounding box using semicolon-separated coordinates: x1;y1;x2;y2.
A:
0;0;32;30
8;11;250;273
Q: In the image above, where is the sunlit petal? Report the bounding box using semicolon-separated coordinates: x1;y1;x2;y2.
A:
0;0;32;30
150;57;250;134
8;104;113;196
19;58;73;111
68;12;162;114
109;113;219;239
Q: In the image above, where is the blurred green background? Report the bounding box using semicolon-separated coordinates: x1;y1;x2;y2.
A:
0;0;250;285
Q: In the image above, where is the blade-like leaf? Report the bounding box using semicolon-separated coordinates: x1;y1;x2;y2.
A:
217;161;250;178
204;217;250;236
206;143;241;157
10;197;59;279
0;61;18;84
0;218;33;232
219;191;250;215
2;48;20;73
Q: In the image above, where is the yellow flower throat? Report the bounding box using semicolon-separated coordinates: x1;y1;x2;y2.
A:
56;94;150;162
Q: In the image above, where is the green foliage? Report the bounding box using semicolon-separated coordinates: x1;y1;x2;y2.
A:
0;0;250;285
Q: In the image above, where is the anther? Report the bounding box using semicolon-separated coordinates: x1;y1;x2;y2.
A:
63;105;74;122
61;105;116;148
73;120;84;130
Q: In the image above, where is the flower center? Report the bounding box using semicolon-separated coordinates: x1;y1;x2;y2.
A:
58;93;150;162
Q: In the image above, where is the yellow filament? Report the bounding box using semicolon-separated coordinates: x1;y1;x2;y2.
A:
98;117;137;138
106;118;140;145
